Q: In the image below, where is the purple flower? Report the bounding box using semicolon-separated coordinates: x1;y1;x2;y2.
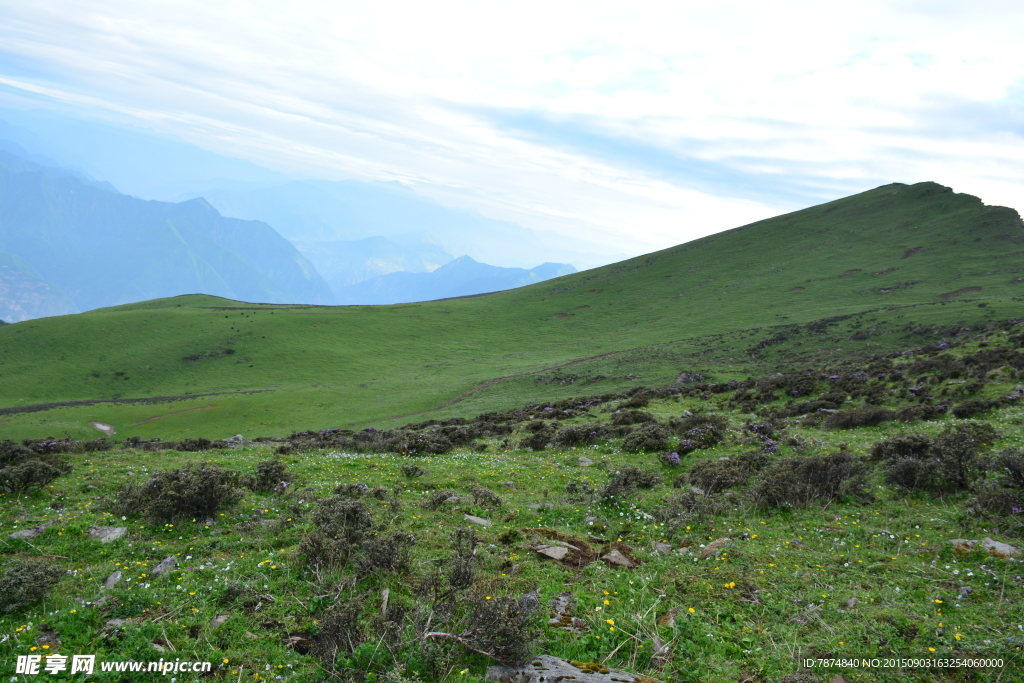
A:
938;343;949;349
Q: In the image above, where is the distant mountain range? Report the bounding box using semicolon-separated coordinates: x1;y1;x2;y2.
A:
0;136;581;320
333;256;577;304
0;150;333;321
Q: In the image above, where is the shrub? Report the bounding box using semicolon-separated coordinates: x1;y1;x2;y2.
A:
659;451;682;466
0;560;64;613
400;465;427;478
246;458;289;493
301;496;375;569
611;410;656;426
894;404;949;422
952;398;999;419
0;440;72;493
823;406;895;429
653;489;728;530
747;452;869;508
993;448;1024;489
670;414;729;454
459;594;538;665
602;465;661;499
553;424;606;447
471;486;502;508
313;599;364;664
334;482;370;497
361;532;416;575
889;423;995;492
176;437;213;452
870;433;932;461
683;452;770;494
623;423;671;452
114;464;245;522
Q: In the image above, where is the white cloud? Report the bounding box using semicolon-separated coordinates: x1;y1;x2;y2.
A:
0;0;1022;257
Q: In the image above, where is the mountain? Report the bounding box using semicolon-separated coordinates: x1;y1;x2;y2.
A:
0;181;1020;440
333;255;577;304
296;236;454;295
0;150;334;320
195;179;616;271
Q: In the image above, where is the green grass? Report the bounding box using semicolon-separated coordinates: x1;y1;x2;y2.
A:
1;181;1022;441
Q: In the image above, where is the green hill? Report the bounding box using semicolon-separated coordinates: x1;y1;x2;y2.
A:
1;181;1021;441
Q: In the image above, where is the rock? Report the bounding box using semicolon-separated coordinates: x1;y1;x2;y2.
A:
547;592;589;634
654;542;673;553
445;496;461;504
536;546;569;561
88;526;127;543
844;597;858;609
699;538;730;560
464;515;492;527
103;571;123;589
9;521;54;540
950;538;1021;557
149;555;178;578
958;586;973;598
245;631;259;639
487;655;662;683
601;550;634;568
500;481;515;489
656;608;679;628
578;457;595;467
209;614;230;630
224;434;245;444
527;503;554;510
584;516;600;525
982;537;1021;557
104;618;127;630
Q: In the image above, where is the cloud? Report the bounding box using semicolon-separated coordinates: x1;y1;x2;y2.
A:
0;0;1022;256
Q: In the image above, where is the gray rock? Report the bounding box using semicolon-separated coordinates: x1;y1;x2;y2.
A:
527;503;554;510
487;654;662;683
500;481;516;489
817;408;839;414
577;457;595;467
982;537;1021;557
149;555;178;578
699;538;731;559
9;522;53;540
601;550;634;568
536;546;569;560
654;543;673;553
958;586;973;598
103;571;123;589
209;614;231;630
464;515;492;527
224;434;245;444
88;526;127;543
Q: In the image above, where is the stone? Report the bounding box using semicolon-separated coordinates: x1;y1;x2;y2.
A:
486;654;662;683
88;526;127;543
578;457;595;467
104;619;127;630
500;481;515;489
103;571;123;589
958;586;973;598
654;542;673;553
844;597;858;609
699;538;730;560
149;555;178;578
536;546;569;561
547;592;589;634
209;614;230;630
601;550;634;568
464;515;492;527
982;537;1021;558
224;434;245;444
527;503;554;510
584;516;600;525
9;522;54;540
656;608;679;628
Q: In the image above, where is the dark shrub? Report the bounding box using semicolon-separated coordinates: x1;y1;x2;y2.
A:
246;458;289;493
967;486;1024;517
879;424;996;492
623;423;671;452
683;452;770;494
361;532;416;574
871;433;932;461
314;599;364;664
423;490;459;510
748;452;869;508
0;440;72;493
823;406;895;429
448;527;477;590
602;465;661;499
952;398;999;419
670;414;729;454
400;464;427;478
618;394;650;409
471;486;502;508
176;437;213;452
653;489;728;530
334;482;370;497
518;423;556;451
611;410;656;426
21;436;113;454
0;560;64;613
993;448;1024;489
895;404;949;422
553;424;606;447
460;594;538;665
115;464;245;522
301;496;375;569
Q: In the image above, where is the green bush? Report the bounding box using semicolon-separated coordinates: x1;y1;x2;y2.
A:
246;457;289;493
361;532;416;575
602;465;661;499
301;496;375;569
879;424;997;492
611;410;656;426
0;440;72;493
0;560;64;613
622;423;671;452
682;451;770;494
748;452;869;508
823;406;895;429
952;398;1000;419
114;464;245;522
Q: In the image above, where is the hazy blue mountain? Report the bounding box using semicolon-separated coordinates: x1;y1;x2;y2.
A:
333;255;577;304
0;108;293;201
296;236;454;296
0;150;334;319
0;250;80;323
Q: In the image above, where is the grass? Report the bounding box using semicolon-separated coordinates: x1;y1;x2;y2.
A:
0;181;1022;441
1;325;1023;682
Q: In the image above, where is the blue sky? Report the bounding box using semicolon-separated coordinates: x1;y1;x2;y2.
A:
0;0;1022;258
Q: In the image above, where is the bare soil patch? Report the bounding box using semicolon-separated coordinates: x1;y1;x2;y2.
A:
938;286;983;300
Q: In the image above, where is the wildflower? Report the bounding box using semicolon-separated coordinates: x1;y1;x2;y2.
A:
606;619;615;625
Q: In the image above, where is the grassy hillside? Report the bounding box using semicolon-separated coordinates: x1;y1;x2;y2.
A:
1;181;1022;441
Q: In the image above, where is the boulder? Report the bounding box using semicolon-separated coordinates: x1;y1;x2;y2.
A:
950;538;1021;558
88;526;127;543
536;546;569;561
601;550;634;568
654;542;673;553
487;655;662;683
103;571;123;589
699;538;730;560
8;521;54;540
464;515;492;527
149;555;178;578
578;457;596;467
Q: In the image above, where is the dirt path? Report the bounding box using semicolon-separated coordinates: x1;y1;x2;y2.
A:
130;405;217;426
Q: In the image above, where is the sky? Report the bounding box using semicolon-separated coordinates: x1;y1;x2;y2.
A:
0;0;1022;258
